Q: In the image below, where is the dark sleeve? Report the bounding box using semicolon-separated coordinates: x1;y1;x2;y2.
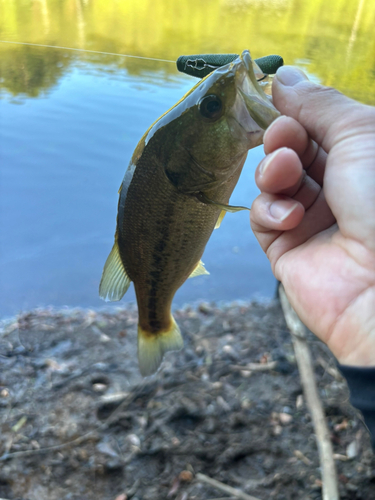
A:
338;365;375;448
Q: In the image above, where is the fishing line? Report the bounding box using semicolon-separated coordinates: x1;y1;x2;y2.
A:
0;40;175;63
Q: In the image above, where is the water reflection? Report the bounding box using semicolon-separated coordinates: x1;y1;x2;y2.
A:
1;0;374;103
0;46;74;97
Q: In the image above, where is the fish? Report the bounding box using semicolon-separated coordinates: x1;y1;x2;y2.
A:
99;49;280;376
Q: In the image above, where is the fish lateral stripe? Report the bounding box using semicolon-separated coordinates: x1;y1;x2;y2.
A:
137;316;183;376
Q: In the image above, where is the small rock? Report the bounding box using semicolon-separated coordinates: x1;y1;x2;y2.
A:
279;413;293;425
206;404;215;415
282;406;292;414
137;416;147;428
241;398;252;410
216;396;231;412
198;303;212;314
273;424;283;436
195;345;205;356
30;440;40;450
115;494;127;500
221;345;239;361
105;459;124;471
179;470;193;482
127;434;141;448
222;344;234;354
93;383;107;392
296;395;304;409
346;439;360;459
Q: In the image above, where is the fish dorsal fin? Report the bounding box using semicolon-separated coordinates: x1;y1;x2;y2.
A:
214;210;226;229
99;237;131;302
189;260;210;279
197;192;250;213
138;316;183;376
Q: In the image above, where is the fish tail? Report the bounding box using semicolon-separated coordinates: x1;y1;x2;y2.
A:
137;316;183;376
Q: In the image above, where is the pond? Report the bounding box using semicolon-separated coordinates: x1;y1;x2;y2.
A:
1;0;374;317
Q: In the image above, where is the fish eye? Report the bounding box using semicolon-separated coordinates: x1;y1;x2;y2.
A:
198;94;223;120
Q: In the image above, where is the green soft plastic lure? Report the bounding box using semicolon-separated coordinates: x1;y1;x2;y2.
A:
176;53;283;79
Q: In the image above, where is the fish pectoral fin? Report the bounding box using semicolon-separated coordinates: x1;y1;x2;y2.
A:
214;210;226;229
197;192;250;213
99;238;131;302
138;317;183;377
189;260;210;279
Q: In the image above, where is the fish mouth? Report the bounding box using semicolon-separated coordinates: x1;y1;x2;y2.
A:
232;50;280;136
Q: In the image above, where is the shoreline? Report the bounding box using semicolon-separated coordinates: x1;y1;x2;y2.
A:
0;295;276;331
1;299;374;499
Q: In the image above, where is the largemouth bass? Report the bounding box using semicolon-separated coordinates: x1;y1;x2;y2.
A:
100;50;280;376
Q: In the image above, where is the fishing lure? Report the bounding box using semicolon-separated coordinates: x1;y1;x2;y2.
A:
176;53;283;79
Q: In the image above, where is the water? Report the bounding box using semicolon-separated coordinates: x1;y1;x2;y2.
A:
1;0;374;317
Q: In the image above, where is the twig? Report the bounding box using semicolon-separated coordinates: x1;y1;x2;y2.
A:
195;473;262;500
207;498;237;500
317;356;343;382
279;285;339;500
230;361;277;372
294;449;312;466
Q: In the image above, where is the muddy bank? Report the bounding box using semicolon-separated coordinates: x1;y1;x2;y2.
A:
0;301;374;500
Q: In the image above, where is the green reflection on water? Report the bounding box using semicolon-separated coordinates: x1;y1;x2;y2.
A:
0;0;374;103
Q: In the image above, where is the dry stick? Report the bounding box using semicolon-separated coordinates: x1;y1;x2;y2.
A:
196;473;262;500
208;498;237;500
279;285;339;500
230;361;277;372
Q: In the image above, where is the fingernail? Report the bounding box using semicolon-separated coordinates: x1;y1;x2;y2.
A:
270;201;300;221
276;66;308;87
259;148;287;176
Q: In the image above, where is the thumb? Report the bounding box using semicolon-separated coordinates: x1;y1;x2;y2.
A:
272;66;366;152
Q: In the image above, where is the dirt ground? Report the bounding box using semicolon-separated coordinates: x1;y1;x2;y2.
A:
0;300;374;500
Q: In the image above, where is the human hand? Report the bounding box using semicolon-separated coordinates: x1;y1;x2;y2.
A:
250;66;375;366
